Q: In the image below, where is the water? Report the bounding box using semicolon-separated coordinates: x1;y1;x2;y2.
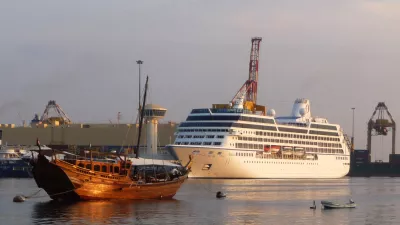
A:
1;178;400;224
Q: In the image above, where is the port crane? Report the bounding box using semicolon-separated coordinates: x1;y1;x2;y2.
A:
37;100;72;125
213;37;266;115
367;102;396;162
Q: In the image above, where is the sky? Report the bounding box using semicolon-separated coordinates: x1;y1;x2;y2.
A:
0;0;399;160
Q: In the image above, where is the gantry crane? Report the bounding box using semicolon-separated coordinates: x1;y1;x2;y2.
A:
39;100;72;125
213;37;266;115
367;102;396;162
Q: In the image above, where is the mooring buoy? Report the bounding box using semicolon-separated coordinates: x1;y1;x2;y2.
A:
216;191;226;198
13;195;26;203
310;200;316;209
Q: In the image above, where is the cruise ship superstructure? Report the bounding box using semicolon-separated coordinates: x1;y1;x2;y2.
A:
168;98;351;178
167;37;351;179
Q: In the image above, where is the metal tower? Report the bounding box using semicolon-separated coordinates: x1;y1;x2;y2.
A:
39;100;72;125
136;60;143;124
367;102;396;162
229;37;264;114
247;37;262;103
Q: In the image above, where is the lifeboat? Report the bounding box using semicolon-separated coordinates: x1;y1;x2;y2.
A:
264;145;280;153
282;146;293;155
294;147;305;156
306;154;315;159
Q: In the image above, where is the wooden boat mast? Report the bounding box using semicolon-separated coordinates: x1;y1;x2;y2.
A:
135;76;149;159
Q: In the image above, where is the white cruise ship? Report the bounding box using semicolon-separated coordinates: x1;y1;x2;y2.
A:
167;98;351;179
167;37;350;179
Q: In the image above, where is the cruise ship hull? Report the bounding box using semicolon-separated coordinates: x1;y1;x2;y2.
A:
169;146;350;179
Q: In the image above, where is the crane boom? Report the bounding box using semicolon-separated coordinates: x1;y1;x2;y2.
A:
247;37;262;103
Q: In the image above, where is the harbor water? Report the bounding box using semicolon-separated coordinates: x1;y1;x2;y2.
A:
1;177;400;224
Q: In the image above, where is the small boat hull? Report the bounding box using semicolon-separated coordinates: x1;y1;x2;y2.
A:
31;154;80;201
321;201;356;209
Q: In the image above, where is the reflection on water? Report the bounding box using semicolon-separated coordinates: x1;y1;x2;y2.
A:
32;199;181;225
2;178;400;224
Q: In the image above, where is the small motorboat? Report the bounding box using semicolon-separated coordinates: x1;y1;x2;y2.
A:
321;199;356;209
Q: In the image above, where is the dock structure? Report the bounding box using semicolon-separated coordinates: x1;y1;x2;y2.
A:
349;102;399;177
0;99;178;155
0;122;177;152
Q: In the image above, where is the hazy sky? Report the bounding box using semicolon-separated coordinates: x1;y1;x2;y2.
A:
1;0;399;160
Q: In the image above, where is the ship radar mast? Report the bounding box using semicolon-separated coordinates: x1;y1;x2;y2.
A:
134;76;149;159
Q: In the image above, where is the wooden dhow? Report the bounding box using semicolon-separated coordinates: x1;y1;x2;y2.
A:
30;76;192;201
30;149;191;201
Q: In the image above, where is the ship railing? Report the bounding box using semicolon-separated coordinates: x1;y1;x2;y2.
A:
343;134;352;151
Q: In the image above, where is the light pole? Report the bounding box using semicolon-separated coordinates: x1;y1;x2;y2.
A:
135;60;143;155
136;60;143;109
351;107;355;151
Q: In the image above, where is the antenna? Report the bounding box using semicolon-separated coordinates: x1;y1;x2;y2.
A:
117;112;122;125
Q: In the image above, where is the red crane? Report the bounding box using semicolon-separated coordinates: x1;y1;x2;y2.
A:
247;37;262;103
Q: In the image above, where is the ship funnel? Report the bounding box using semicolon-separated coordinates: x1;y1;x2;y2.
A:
291;98;311;118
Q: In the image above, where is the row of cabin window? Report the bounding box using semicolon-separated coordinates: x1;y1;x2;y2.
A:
249;132;340;142
180;122;278;131
177;135;224;139
236;152;254;157
178;129;228;132
244;161;318;165
302;148;344;154
180;123;338;136
237;137;342;148
191;108;251;114
180;122;233;127
261;154;315;160
185;115;275;124
78;163;120;173
0;154;20;159
336;156;349;160
175;142;222;146
310;124;337;131
234;144;344;154
236;143;264;150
